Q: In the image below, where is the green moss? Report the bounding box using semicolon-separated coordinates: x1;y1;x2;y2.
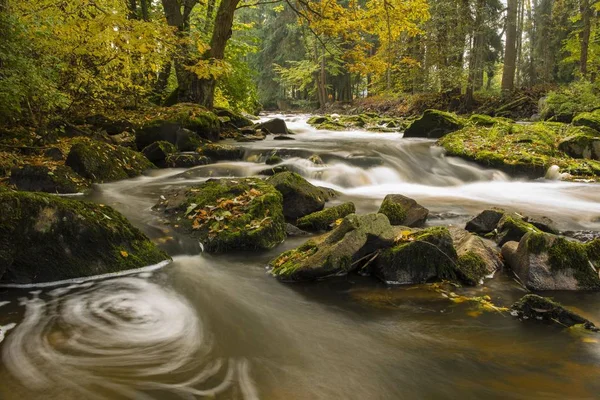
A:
378;200;408;225
438;121;600;180
266;171;326;218
468;114;512;127
296;202;356;231
0;151;20;177
511;294;597;330
175;178;285;252
0;191;168;284
144;104;221;135
269;242;318;277
404;109;466;138
66;138;153;183
496;214;541;245
547;237;600;290
197;143;244;161
526;232;548;254
456;251;488;285
266;155;283;165
573;110;600;133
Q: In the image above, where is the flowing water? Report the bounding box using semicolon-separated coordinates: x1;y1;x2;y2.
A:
2;114;600;399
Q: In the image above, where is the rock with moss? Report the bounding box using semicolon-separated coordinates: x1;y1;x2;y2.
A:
404;109;465;139
66;139;153;183
502;232;600;291
438;122;600;179
267;172;328;219
213;108;253;128
468;114;512;127
558;126;600;160
449;227;503;285
378;194;429;227
0;191;169;284
372;227;458;284
155;178;285;252
255;118;289;135
265;155;283;165
495;213;542;245
296;202;356;232
572;109;600;133
137;104;221;146
511;294;598;331
142;141;178;166
0;151;20;177
197;143;245;162
164;153;210;168
10;165;89;194
270;213;396;281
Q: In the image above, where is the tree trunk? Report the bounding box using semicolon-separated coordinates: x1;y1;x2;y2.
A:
466;0;486;106
579;0;591;77
502;0;519;91
204;0;216;35
140;0;149;21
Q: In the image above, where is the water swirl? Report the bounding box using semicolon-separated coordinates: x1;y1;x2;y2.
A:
2;276;258;399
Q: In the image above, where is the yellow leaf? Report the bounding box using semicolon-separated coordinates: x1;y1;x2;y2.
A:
120;250;129;258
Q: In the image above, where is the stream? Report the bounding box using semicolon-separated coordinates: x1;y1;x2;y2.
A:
1;114;600;399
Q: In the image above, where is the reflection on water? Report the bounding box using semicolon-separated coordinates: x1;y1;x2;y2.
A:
2;114;600;399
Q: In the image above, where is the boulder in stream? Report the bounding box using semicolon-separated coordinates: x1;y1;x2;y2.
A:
296;202;356;232
0;191;169;284
66;138;153;183
502;232;600;290
155;178;285;252
378;194;429;227
197;143;245;162
255;118;289;135
403;109;465;139
164;153;210;168
558;126;600;160
449;227;503;285
141;141;178;166
511;294;598;331
267;172;328;219
270;213;396;281
465;209;548;246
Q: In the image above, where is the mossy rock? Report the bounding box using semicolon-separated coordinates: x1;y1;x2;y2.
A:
511;294;598;331
138;104;221;144
378;194;429;227
450;227;503;285
468;114;512;127
142;141;178;166
156;178;285;252
438;122;600;180
9;165;89;194
84;114;135;135
465;209;506;234
296;202;356;232
404;109;465;139
265;155;283;165
502;232;600;291
372;227;458;284
267;172;327;219
66;138;153;183
197;143;244;161
164;153;210;168
270;213;396;281
0;191;169;284
572;109;600;132
213;108;253;128
558;126;600;160
495;213;541;246
255;118;289;135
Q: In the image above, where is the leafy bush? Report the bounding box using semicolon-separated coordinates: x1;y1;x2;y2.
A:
540;81;600;122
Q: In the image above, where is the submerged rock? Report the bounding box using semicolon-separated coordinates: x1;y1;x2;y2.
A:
403;109;465;139
511;294;598;331
296;202;356;232
155;178;285;252
378;194;428;227
66;139;153;183
502;232;600;291
10;165;88;194
0;191;169;284
255;118;289;135
267;172;327;219
270;213;396;281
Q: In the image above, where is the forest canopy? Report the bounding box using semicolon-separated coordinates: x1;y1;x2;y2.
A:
0;0;598;126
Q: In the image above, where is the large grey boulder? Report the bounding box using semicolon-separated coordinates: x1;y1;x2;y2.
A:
255;118;289;135
502;232;600;291
267;172;328;219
